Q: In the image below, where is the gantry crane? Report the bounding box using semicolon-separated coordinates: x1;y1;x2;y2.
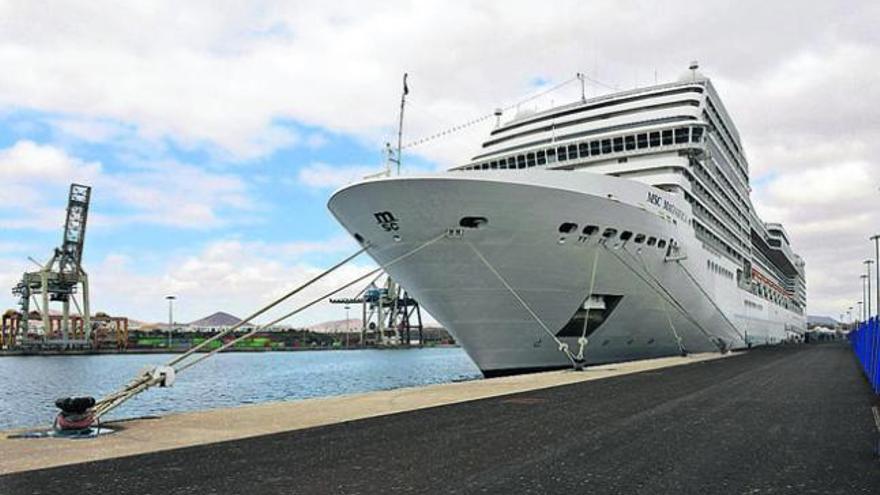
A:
11;184;92;348
330;274;423;347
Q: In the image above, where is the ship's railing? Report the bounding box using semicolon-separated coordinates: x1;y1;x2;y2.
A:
850;317;880;395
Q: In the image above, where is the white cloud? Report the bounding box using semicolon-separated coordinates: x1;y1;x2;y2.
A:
297;162;385;190
87;237;373;325
0;140;254;230
48;117;128;143
763;162;875;207
0;139;101;182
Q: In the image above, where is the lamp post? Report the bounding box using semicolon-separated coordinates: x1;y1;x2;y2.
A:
165;295;176;350
860;275;868;322
344;305;351;348
871;234;880;321
866;259;875;320
857;300;864;325
848;306;853;326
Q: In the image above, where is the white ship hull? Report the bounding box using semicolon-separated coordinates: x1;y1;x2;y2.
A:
329;170;805;376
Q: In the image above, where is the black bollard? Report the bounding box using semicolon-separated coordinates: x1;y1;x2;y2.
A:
55;397;96;415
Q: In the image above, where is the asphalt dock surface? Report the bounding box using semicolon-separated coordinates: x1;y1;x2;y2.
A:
2;342;878;494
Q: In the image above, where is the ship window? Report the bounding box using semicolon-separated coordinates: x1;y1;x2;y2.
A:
583;225;599;235
620;231;633;241
675;128;689;144
547;148;556;158
625;135;636;150
526;153;536;167
601;139;612;154
613;137;624;152
481;163;489;170
568;144;578;159
490;161;498;169
692;127;703;142
657;239;667;249
637;134;648;148
517;155;526;168
646;236;657;246
557;146;568;161
537;150;546;165
460;217;488;229
649;132;661;146
662;130;673;145
590;141;600;155
634;233;646;243
579;143;589;157
602;227;618;238
559;222;578;234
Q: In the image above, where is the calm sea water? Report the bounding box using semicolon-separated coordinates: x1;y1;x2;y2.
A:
0;348;481;430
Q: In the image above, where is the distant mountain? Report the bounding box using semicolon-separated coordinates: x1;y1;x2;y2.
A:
189;311;243;328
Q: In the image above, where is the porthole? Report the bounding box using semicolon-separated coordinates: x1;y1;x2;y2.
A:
460;217;488;229
657;239;667;249
583;225;599;236
559;222;578;234
620;231;633;241
646;237;657;246
634;233;646;243
602;228;618;238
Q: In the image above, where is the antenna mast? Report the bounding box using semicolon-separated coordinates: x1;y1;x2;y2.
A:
394;73;409;176
577;72;586;102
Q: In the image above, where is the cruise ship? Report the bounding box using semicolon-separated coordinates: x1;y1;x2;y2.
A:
328;65;807;377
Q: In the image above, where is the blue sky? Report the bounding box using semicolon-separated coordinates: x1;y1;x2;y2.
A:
0;109;415;323
1;1;878;323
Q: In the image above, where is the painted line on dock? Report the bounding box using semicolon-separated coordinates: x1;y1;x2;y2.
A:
0;351;735;475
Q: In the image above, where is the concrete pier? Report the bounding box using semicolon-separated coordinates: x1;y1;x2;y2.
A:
1;343;877;494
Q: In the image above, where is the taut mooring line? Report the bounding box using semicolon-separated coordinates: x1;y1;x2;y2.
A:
89;233;447;421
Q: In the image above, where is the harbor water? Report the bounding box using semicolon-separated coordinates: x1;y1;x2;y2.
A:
0;348;481;430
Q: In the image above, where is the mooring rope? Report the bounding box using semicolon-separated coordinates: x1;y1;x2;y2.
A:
633;248;687;355
89;233;447;420
605;245;722;352
574;243;602;362
166;246;370;368
466;241;577;367
175;234;447;374
674;259;746;344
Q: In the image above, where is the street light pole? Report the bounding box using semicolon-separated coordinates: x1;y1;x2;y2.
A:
857;300;864;325
345;305;351;349
866;259;875;320
860;275;868;322
871;234;880;321
166;295;176;350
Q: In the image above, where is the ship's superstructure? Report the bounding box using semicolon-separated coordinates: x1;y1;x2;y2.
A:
328;66;806;376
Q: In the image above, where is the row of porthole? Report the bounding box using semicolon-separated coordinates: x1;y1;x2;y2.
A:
596;337;657;346
558;222;669;249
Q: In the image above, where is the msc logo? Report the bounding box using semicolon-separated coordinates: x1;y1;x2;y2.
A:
647;192;664;206
373;211;399;231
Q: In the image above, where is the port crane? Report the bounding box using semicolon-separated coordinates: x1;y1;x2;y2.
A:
11;184;92;348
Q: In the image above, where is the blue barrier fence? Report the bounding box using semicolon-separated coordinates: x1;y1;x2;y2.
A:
850;317;880;394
